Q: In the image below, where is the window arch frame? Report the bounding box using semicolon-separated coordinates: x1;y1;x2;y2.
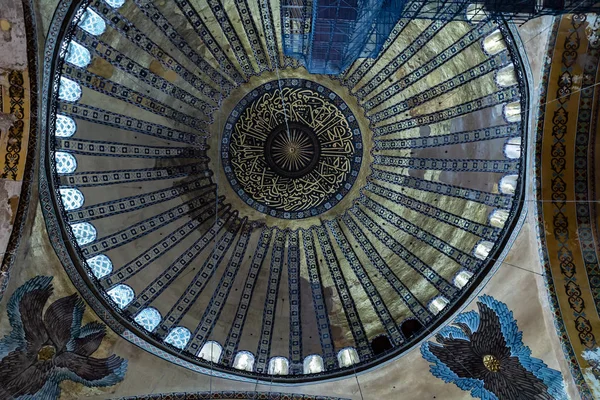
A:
303;354;325;374
58;77;82;102
59;187;84;211
65;40;91;68
453;270;474;289
55;114;77;137
267;356;289;375
164;327;191;350
337;347;359;368
106;284;134;309
78;8;106;36
428;296;450;315
55;151;77;174
70;222;97;246
232;351;255;372
197;340;223;363
86;254;113;279
134;307;162;333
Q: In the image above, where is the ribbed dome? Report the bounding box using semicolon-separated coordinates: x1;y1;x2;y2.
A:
41;0;527;382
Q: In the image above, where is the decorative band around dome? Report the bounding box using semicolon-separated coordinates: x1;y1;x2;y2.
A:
221;79;363;219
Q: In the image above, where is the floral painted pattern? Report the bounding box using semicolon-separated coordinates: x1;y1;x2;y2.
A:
421;295;566;400
0;276;127;399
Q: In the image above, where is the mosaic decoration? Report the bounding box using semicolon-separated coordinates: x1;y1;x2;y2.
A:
0;0;39;301
222;79;362;219
421;295;567;400
1;71;26;180
0;276;127;398
535;13;600;399
38;0;530;384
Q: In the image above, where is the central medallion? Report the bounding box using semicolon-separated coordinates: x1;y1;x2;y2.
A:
222;79;363;219
264;123;320;178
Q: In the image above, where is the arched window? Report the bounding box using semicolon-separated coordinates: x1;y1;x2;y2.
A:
466;3;487;23
370;335;392;355
58;77;82;102
267;357;289;375
164;327;191;349
504;101;521;123
337;347;359;368
86;254;113;278
454;270;474;289
428;296;449;315
65;41;91;67
197;341;222;363
70;222;96;245
59;187;84;210
303;354;324;374
105;0;126;8
504;137;521;159
400;319;423;339
489;209;509;228
233;351;255;372
482;30;506;55
78;9;106;36
134;308;162;332
107;284;134;309
55;152;77;174
55;114;77;137
496;64;517;87
474;240;494;260
499;174;518;195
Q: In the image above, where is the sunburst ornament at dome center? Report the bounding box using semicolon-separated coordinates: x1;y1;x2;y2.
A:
222;79;363;219
265;123;320;178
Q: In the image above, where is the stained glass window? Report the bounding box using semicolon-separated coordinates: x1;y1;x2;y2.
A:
134;308;162;332
55;152;77;174
105;0;126;8
429;296;450;315
303;354;324;374
58;77;82;102
65;41;91;67
78;9;106;36
337;347;359;367
107;284;134;309
268;357;289;375
59;187;84;210
86;254;113;278
197;341;222;363
70;222;97;245
55;114;77;137
233;351;255;372
164;327;191;349
453;270;474;289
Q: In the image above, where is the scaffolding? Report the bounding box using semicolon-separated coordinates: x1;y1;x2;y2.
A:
282;0;406;74
282;0;600;75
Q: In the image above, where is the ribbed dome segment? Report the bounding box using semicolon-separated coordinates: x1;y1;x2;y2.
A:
43;0;526;381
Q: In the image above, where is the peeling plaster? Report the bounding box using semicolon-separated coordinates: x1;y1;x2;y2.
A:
0;0;27;69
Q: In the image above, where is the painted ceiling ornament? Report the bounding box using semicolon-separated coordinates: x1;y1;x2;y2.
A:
0;276;127;399
222;78;363;219
421;295;567;400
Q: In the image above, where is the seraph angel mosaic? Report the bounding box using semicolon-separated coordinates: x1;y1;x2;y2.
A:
421;295;566;400
0;276;127;399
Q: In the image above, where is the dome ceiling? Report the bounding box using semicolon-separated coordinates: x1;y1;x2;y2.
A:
41;0;527;382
